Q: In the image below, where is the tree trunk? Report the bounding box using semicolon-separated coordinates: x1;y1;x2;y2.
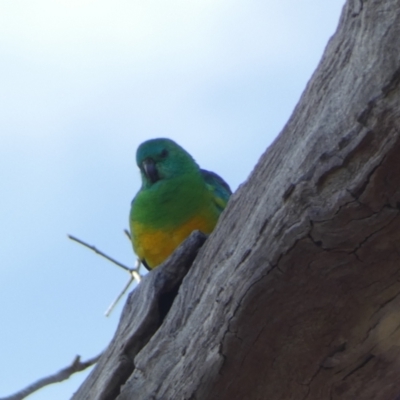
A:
73;0;400;398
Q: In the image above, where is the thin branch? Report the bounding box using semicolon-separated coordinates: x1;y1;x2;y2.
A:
105;275;134;317
68;234;144;316
2;236;143;399
104;259;142;316
0;353;102;400
124;229;131;241
68;234;131;273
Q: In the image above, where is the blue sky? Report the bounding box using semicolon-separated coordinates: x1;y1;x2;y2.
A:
0;1;344;399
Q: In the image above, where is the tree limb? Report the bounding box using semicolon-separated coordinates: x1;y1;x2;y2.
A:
0;353;101;400
71;231;207;400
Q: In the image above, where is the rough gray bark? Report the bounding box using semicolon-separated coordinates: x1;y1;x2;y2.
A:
74;0;400;399
71;232;206;400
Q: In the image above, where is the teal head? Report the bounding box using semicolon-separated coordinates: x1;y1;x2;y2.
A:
136;138;199;188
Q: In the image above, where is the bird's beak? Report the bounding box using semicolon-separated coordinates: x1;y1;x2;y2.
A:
142;158;159;183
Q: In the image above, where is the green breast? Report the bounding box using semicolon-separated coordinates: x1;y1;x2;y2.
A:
130;172;217;231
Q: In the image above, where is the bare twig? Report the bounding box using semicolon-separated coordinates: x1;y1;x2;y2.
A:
2;235;142;399
104;259;142;316
124;229;131;241
68;234;144;316
105;275;134;317
0;353;102;400
68;235;132;273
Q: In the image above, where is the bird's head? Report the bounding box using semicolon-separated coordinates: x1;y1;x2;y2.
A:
136;138;199;188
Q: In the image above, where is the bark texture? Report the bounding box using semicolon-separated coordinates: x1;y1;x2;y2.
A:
74;0;400;398
71;232;206;400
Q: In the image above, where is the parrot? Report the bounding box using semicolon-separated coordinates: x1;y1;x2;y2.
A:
129;138;231;270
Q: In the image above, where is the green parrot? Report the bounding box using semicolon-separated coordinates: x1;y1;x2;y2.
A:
130;138;231;269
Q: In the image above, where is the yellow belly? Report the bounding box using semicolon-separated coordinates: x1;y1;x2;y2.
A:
133;214;216;269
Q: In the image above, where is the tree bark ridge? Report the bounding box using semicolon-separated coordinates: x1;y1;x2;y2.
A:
71;232;206;400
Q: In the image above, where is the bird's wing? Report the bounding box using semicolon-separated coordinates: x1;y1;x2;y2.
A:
200;169;232;211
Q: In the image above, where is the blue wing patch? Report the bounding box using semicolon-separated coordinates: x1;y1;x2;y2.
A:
201;169;232;211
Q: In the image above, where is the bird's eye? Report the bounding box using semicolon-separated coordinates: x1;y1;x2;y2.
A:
160;149;168;158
